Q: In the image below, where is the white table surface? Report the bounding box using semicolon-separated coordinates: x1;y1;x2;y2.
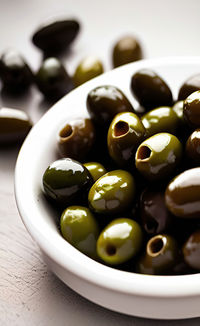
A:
1;0;200;324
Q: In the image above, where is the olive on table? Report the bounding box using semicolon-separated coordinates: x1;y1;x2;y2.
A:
42;158;93;206
130;69;173;110
136;234;179;275
0;49;33;93
183;230;200;270
186;129;200;164
107;111;146;167
32;18;80;55
135;133;182;181
36;57;73;101
97;218;143;265
57;118;95;160
60;206;99;259
183;90;200;128
165;167;200;219
86;85;134;127
73;56;104;87
0;107;32;144
88;170;135;215
112;36;143;68
84;162;107;182
178;73;200;100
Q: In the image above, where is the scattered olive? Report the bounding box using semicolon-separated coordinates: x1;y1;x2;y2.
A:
186;129;200;164
183;90;200;128
73;56;104;87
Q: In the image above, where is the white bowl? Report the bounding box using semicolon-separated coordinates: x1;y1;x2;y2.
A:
15;57;200;320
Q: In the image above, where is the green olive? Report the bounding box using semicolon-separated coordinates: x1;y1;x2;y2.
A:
97;218;143;265
57;118;95;160
183;230;200;270
178;73;200;100
88;170;135;215
73;56;104;87
60;206;99;259
135;133;182;180
84;162;107;182
107;112;146;166
183;90;200;128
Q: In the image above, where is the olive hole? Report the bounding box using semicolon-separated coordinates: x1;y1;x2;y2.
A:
114;121;129;137
59;124;73;138
137;145;151;160
148;237;164;256
106;244;116;256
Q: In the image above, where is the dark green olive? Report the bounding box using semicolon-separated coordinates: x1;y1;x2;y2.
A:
84;162;107;182
136;234;179;275
0;49;33;93
186;129;200;163
42;158;92;206
60;206;99;259
32;19;80;55
140;188;172;235
130;69;173;109
165;167;200;219
97;218;143;265
183;90;200;128
88;170;135;215
183;230;200;270
178;73;200;100
86;85;134;127
135;133;182;181
73;56;104;87
107;112;146;166
141;106;179;138
35;57;73;101
112;36;143;68
0;107;32;144
57;118;95;160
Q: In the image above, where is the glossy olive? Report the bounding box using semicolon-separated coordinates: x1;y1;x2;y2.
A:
172;101;184;122
32;19;80;55
112;36;143;68
35;57;73;101
140;188;172;235
42;158;92;206
0;107;32;144
97;218;143;265
57;118;95;160
107;112;145;166
178;73;200;100
186;129;200;163
165;167;200;218
0;49;33;93
88;170;135;215
137;234;179;275
141;106;179;138
183;90;200;128
60;206;99;258
86;85;134;127
84;162;107;182
73;56;104;87
130;69;173;109
183;230;200;270
135;133;182;180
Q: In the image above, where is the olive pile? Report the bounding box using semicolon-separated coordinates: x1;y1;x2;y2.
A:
42;69;200;276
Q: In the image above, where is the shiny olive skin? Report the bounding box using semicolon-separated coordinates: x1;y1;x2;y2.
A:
86;85;134;127
172;101;184;123
32;19;80;55
0;49;33;93
165;167;200;219
73;56;104;87
60;206;99;258
183;91;200;128
35;57;73;101
130;69;173;110
140;188;172;235
84;162;107;182
42;158;92;206
88;170;135;215
183;230;200;270
136;133;182;181
0;107;32;144
186;129;200;163
178;73;200;100
57;118;95;160
112;36;143;68
97;218;143;265
142;106;179;138
107;112;146;167
137;234;179;275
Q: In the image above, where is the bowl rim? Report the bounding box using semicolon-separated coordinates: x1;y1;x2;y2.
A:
15;56;200;299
